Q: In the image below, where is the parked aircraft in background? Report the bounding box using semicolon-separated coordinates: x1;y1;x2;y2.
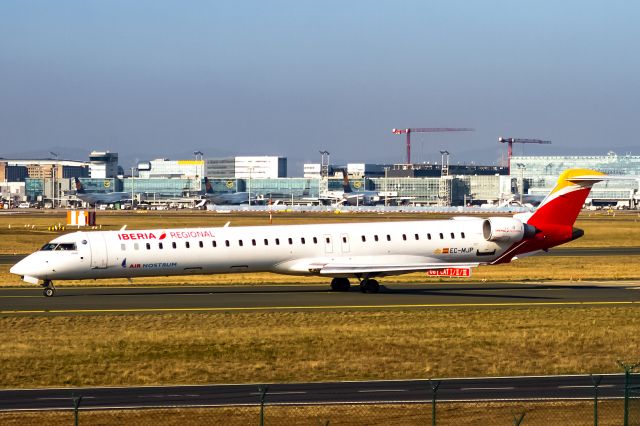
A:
12;169;605;297
73;178;129;205
202;177;251;205
319;170;412;206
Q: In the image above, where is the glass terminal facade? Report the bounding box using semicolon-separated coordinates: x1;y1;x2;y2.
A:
512;153;640;204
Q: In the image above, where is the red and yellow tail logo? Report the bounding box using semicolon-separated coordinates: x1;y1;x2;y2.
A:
527;169;605;229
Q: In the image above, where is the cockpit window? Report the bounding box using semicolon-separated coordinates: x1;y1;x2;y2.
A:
41;243;76;251
56;243;77;251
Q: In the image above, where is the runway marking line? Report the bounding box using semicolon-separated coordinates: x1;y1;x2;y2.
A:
460;387;515;391
1;300;639;315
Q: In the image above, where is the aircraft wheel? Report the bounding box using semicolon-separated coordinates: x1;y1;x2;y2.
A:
330;278;350;292
43;287;55;297
360;279;380;294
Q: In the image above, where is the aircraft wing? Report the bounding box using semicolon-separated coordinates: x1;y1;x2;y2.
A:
307;261;479;275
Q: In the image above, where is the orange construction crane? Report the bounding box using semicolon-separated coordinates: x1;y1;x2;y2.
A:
392;128;474;164
498;137;551;173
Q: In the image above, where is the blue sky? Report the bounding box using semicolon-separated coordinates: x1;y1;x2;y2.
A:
1;1;638;172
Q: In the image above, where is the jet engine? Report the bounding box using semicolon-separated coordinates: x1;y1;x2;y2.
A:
482;217;537;243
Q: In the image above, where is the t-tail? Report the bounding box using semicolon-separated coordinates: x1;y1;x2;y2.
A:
494;169;606;263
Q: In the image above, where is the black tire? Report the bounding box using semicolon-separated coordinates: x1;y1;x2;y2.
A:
331;278;350;292
43;287;55;297
361;279;380;294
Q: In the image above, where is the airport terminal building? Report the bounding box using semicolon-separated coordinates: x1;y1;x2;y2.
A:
2;151;639;209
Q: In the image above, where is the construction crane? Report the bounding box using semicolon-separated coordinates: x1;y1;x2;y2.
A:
392;128;474;164
498;137;551;173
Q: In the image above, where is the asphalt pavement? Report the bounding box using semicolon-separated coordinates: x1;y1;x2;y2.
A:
0;374;626;410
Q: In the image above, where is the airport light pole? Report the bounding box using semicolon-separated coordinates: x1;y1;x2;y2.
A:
130;167;136;207
248;166;255;206
50;151;58;209
516;163;526;204
384;166;389;207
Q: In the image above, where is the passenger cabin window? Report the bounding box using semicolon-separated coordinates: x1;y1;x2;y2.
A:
185;242;190;249
199;241;204;248
361;235;366;242
238;240;243;247
461;232;466;239
134;243;139;250
264;239;269;246
301;237;306;244
402;234;407;241
288;238;293;245
326;237;331;244
212;241;217;247
439;233;444;240
225;240;230;247
252;239;256;246
374;235;379;242
386;235;391;241
415;234;419;240
450;233;455;239
172;242;177;249
275;238;280;245
313;237;318;244
146;243;151;250
158;242;163;249
121;244;126;251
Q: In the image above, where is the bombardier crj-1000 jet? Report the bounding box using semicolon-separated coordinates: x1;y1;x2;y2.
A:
12;169;605;297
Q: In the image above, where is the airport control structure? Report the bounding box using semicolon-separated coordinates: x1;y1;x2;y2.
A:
1;150;639;210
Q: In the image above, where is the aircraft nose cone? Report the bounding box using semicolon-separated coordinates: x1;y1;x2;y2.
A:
9;258;27;276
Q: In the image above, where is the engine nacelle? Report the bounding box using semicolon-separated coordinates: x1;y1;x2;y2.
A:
482;217;537;243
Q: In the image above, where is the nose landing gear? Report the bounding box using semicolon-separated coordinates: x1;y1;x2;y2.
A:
42;280;56;297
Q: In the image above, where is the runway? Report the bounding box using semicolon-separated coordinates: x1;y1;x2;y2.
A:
1;281;639;315
0;374;627;410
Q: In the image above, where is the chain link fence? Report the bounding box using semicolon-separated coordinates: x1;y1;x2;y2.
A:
0;400;628;425
2;366;639;425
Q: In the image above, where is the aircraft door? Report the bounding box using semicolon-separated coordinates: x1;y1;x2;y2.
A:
89;233;108;269
340;233;350;253
323;234;333;254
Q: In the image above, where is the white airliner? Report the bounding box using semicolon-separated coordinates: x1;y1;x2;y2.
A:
11;169;605;297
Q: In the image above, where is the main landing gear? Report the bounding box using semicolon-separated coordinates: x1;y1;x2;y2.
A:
359;278;380;294
42;280;56;297
330;277;351;292
329;277;380;293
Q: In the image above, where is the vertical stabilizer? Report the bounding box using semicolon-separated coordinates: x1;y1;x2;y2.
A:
526;169;605;229
341;169;353;193
74;177;85;194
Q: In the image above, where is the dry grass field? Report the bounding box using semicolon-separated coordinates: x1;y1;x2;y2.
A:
1;307;639;388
